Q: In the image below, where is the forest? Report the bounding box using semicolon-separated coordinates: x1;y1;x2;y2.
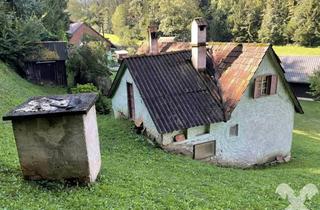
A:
1;0;320;69
68;0;320;47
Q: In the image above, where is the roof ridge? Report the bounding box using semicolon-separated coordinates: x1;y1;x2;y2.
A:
125;49;191;59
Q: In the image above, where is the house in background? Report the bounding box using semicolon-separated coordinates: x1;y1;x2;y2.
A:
109;18;303;167
280;56;320;99
24;41;67;86
67;22;116;49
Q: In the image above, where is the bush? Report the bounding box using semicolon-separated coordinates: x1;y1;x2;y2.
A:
71;83;110;115
71;83;98;93
309;70;320;100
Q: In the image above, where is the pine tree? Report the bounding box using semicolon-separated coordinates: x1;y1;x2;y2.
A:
41;0;69;40
156;0;202;40
206;0;232;41
287;0;320;46
229;0;264;42
258;0;289;44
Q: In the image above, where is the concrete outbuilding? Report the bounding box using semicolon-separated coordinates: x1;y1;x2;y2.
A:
3;93;101;183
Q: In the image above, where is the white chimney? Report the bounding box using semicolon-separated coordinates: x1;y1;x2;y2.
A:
191;18;207;71
148;25;158;55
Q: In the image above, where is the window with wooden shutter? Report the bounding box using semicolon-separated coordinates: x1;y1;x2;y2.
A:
253;75;278;98
270;75;278;95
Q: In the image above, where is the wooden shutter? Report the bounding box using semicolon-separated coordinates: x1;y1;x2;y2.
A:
253;77;262;98
270;75;278;95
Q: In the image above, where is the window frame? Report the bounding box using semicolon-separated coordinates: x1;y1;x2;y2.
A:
254;74;278;98
229;124;239;137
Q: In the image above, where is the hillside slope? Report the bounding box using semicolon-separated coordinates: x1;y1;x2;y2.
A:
0;62;65;115
0;61;320;209
0;61;65;191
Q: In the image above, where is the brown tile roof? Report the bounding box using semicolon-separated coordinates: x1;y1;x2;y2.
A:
210;43;270;115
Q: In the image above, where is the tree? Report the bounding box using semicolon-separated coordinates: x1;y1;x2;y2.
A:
156;0;202;40
0;2;49;69
309;69;320;100
111;3;134;45
287;0;320;46
41;0;69;40
259;0;289;44
228;0;264;42
206;0;233;41
67;38;112;95
68;0;124;34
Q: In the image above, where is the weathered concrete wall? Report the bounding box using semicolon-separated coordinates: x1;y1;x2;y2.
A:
210;53;295;167
83;105;101;182
112;69;160;141
12;106;101;182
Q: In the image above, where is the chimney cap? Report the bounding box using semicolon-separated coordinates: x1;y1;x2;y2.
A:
193;17;207;27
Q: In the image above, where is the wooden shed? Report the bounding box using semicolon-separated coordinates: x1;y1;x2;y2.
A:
24;41;67;86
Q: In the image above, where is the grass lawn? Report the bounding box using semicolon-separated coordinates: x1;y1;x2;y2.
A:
1;61;320;209
274;45;320;56
105;34;121;46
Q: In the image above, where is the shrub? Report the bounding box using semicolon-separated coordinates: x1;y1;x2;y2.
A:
66;38;112;95
71;83;98;93
309;70;320;100
71;83;110;115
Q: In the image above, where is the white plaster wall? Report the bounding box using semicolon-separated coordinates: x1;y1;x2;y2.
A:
112;69;160;140
211;53;295;167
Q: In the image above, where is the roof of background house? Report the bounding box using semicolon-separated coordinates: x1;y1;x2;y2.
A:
280;56;320;83
67;22;83;35
110;43;303;133
25;41;67;62
67;22;117;48
137;41;191;55
158;36;176;43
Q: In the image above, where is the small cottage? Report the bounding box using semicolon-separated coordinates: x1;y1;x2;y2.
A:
24;41;67;86
67;22;116;49
280;56;320;99
109;18;303;167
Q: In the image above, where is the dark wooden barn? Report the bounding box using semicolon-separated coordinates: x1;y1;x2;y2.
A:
24;41;67;86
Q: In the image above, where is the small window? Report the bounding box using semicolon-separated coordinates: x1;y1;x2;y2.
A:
259;75;272;96
254;75;278;98
229;124;239;137
199;25;206;31
204;125;210;134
